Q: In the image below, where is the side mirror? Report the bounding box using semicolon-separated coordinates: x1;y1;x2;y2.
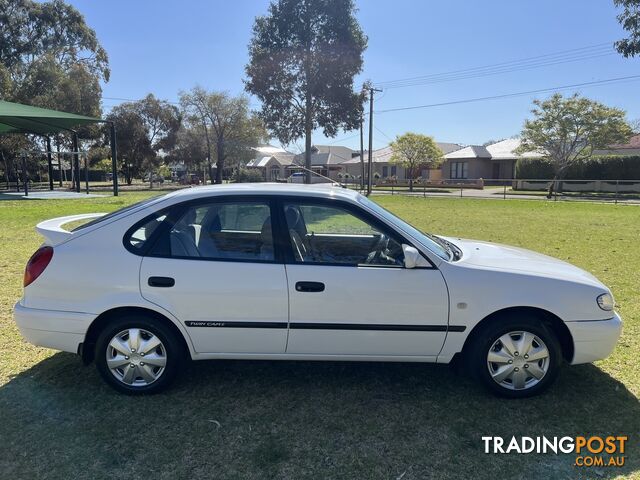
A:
402;244;420;269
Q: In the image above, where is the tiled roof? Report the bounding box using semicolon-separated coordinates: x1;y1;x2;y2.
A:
293;145;354;166
484;138;545;160
343;142;463;164
444;145;491;159
607;133;640;150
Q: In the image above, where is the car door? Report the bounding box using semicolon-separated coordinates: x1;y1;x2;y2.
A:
279;198;450;358
135;196;289;354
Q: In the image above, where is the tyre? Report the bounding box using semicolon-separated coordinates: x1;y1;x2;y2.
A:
94;314;184;394
467;314;562;398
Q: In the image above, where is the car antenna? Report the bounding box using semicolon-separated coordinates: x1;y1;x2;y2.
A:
291;162;348;188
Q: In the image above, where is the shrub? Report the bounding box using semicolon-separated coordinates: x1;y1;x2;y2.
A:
516;156;640;180
232;167;264;183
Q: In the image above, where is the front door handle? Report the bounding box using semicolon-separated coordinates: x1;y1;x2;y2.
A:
148;276;175;288
295;281;325;293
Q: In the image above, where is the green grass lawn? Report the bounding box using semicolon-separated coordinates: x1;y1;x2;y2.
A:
0;192;638;479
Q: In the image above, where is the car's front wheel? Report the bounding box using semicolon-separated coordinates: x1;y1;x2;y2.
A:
468;315;562;398
95;315;184;394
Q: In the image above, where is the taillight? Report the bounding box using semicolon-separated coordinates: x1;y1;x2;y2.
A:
24;246;54;287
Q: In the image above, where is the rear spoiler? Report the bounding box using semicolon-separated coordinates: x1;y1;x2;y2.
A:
36;213;106;245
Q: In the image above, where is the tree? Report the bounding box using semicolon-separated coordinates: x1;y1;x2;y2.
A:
180;87;266;184
245;0;367;183
518;93;633;197
168;124;209;178
614;0;640;57
0;0;109;167
390;133;444;191
0;0;108;111
105;95;181;184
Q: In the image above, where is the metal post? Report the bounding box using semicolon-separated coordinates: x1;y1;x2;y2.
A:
72;132;80;193
56;137;63;187
84;155;89;194
615;180;619;205
366;87;382;196
503;183;507;200
367;90;373;196
110;123;119;196
22;154;28;197
359;116;365;191
46;136;54;191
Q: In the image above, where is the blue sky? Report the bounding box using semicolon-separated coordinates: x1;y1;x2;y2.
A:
70;0;640;151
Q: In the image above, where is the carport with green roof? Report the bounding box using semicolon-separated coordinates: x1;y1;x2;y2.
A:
0;100;119;196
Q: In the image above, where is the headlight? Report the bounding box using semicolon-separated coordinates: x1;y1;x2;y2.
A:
597;293;615;311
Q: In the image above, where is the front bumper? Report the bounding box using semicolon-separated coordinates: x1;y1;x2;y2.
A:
566;312;622;364
13;301;95;354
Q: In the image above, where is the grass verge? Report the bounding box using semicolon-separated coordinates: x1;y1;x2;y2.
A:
0;192;638;479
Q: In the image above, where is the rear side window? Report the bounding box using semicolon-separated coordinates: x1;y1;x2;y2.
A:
74;196;161;232
127;213;167;251
147;201;275;262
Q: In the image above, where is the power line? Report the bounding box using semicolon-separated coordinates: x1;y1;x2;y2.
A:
380;52;614;89
376;42;612;86
374;74;640;114
327;132;360;144
102;96;180;105
375;42;615;89
374;126;393;142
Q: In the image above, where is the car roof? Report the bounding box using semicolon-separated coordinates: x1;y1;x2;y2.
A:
166;182;363;202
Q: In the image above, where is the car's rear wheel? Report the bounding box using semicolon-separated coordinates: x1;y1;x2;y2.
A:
468;314;562;398
95;315;183;394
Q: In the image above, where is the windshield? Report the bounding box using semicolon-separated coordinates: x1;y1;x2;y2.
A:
358;196;452;261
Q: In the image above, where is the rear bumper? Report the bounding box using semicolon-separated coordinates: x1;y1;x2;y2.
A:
13;301;95;354
566;313;622;365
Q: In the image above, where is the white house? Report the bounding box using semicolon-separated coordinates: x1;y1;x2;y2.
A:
246;145;295;181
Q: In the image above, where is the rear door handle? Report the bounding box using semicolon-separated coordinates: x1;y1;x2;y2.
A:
295;281;325;293
148;276;175;288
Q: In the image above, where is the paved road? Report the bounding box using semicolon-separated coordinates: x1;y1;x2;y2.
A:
0;190;104;200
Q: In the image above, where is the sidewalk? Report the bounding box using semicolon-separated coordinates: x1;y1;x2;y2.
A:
0;191;104;200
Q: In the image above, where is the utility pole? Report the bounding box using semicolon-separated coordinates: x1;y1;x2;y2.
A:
366;86;382;196
359;114;364;191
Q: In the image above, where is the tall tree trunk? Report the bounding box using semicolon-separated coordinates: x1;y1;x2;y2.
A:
202;121;213;184
215;136;224;184
408;165;414;192
548;166;567;198
304;95;312;184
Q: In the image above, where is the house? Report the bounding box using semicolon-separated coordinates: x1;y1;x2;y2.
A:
291;145;355;181
246;145;295;181
341;142;463;181
441;138;544;180
593;133;640;156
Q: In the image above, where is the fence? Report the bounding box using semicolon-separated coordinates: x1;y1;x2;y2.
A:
350;178;640;204
0;149;123;196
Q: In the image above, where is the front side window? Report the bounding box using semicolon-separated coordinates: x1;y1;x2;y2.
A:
151;201;274;261
283;202;404;266
357;195;450;261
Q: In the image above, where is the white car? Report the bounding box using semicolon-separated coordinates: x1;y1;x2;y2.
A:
14;184;621;397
